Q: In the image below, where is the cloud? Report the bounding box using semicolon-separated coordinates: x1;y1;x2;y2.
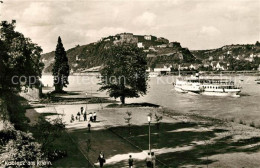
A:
199;26;221;37
21;2;69;27
133;12;157;27
1;0;259;52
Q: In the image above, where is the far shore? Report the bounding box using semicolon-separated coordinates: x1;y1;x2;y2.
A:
42;70;260;77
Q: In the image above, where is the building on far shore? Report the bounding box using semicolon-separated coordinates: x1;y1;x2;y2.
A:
113;33;138;44
144;35;152;40
137;42;144;48
154;64;172;75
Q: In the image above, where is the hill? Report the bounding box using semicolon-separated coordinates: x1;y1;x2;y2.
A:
41;33;196;73
191;42;260;71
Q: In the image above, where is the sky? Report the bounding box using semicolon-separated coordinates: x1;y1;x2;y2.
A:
0;0;259;53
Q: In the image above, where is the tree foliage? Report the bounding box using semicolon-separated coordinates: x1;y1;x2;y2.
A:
99;44;148;104
0;20;44;93
52;37;70;93
0;121;47;167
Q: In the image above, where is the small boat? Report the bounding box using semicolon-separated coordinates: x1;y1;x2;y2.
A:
255;78;260;84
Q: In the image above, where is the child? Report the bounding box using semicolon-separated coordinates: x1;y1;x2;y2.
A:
128;155;134;168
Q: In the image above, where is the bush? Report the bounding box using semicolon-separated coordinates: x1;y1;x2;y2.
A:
0;122;16;145
47;149;67;161
0;122;47;167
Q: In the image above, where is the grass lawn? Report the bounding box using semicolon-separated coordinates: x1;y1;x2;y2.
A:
48;131;93;167
110;121;260;167
68;127;149;167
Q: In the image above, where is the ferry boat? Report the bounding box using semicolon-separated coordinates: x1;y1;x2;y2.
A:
174;76;202;93
199;78;241;97
173;76;241;97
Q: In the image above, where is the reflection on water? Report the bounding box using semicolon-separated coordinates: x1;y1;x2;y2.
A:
41;75;260;125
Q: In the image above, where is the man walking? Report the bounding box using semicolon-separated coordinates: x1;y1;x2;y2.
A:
80;107;84;115
88;122;91;132
83;111;87;121
93;112;97;122
128;155;134;168
97;151;105;167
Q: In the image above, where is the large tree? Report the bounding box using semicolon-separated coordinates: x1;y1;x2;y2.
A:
99;44;148;104
52;37;70;93
0;20;44;94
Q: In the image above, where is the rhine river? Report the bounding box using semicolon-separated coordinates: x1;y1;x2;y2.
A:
41;74;260;126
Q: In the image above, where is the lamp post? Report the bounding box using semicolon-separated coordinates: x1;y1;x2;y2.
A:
147;115;151;154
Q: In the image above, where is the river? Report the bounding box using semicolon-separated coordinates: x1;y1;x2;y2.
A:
41;74;260;126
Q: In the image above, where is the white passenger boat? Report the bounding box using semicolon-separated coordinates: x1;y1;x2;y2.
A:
174;76;202;93
199;78;241;97
173;75;241;97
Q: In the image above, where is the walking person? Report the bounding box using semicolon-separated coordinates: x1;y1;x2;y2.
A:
146;153;152;168
151;152;156;168
80;107;84;115
93;112;97;122
128;155;134;168
70;114;75;123
83;111;87;121
91;113;94;122
87;122;91;133
97;151;105;167
89;112;93;122
77;111;81;121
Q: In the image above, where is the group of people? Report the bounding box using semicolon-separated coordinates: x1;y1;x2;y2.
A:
70;107;97;123
146;152;156;168
96;152;156;168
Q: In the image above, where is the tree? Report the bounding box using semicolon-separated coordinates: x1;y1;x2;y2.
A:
255;41;260;46
99;44;148;104
0;20;44;94
52;37;70;93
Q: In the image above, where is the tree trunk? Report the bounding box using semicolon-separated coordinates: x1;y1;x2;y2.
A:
120;95;125;104
54;76;63;93
54;84;62;93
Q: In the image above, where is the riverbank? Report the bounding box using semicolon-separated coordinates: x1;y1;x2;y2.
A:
26;95;260;167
